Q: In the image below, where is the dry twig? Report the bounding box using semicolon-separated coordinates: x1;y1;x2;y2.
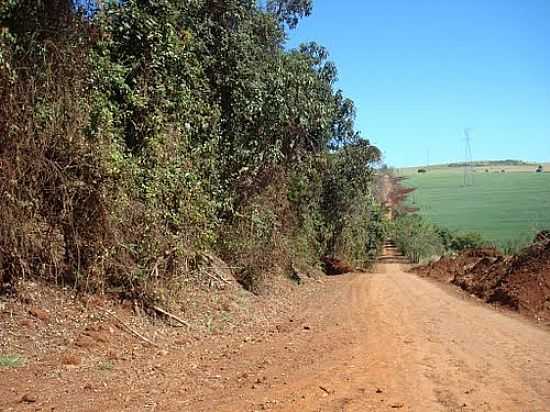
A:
152;305;190;328
202;270;231;284
104;311;161;348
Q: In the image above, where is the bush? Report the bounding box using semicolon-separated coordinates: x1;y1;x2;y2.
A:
0;6;111;291
390;215;445;263
218;171;292;294
390;215;488;263
437;228;485;252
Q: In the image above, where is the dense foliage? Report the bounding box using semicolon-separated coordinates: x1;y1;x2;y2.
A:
0;0;384;297
389;214;485;263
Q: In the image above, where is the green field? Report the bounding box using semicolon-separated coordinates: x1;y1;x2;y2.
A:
402;167;550;247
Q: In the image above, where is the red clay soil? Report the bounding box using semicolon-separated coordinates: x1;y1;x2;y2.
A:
414;239;550;322
413;247;503;282
3;265;550;410
0;273;329;409
320;256;355;276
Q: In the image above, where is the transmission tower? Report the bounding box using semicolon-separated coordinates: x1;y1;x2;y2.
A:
463;128;474;186
426;148;431;169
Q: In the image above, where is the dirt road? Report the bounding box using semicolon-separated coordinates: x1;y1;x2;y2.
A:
3;264;550;411
185;265;550;412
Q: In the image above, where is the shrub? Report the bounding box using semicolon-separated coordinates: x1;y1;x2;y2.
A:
390;216;488;263
390;215;445;263
218;172;291;294
437;228;485;252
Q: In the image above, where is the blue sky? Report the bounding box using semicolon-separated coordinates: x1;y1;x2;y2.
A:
287;0;550;167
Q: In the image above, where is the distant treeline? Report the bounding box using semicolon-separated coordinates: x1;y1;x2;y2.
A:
447;160;534;168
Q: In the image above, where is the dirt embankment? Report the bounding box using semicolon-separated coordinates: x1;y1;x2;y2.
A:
414;236;550;322
320;256;355;276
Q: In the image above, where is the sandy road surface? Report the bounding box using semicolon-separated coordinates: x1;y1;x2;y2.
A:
3;264;550;411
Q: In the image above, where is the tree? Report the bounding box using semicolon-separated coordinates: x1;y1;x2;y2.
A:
1;0;386;295
266;0;312;29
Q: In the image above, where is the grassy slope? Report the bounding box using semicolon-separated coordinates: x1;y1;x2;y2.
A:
402;167;550;247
